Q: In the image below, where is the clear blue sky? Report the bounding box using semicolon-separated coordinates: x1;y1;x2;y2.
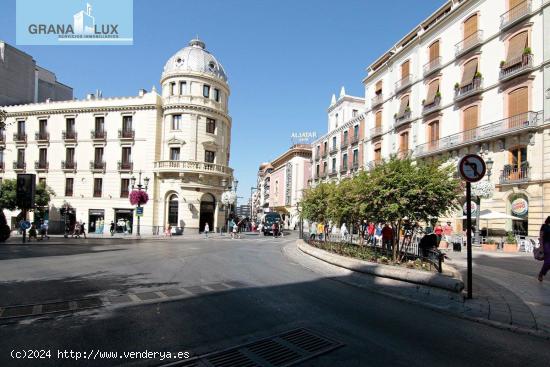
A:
1;0;444;204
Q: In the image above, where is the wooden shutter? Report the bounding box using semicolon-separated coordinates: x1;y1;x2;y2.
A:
429;121;440;141
509;0;524;9
460;59;478;87
425;79;440;104
463;106;478;131
506;32;528;64
375;111;382;128
400;132;409;151
374;143;382;161
508;87;528;117
401;60;410;79
464;14;478;38
375;80;383;93
398;95;409;117
429;41;440;61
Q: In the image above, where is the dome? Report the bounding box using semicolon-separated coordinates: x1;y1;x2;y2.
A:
162;38;227;82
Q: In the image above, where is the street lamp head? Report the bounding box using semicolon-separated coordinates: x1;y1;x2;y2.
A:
130;175;136;188
485;157;494;172
144;176;150;190
221;178;227;187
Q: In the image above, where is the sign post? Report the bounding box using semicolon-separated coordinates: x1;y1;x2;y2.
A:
458;154;486;299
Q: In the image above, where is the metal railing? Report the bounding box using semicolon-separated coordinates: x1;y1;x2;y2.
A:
394;111;412;128
329;169;338;176
454;77;483;101
118;161;133;172
329;146;338;155
61;160;77;171
35;132;49;141
455;30;483;57
90;130;106;140
422;96;441;115
415;111;539;156
13;132;26;142
499;54;533;81
341;138;349;149
395;74;413;93
371;94;384;107
118;129;135;139
423;57;442;76
351;135;359;145
500;0;531;30
499;165;530;184
90;160;106;171
154;160;233;175
13;161;26;170
35;161;48;170
370;126;383;138
62;130;77;141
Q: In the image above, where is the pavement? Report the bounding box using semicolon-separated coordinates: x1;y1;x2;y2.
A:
1;232;550;366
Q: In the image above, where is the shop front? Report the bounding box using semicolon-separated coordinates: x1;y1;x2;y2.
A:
88;209;105;234
510;195;528;235
114;208;134;234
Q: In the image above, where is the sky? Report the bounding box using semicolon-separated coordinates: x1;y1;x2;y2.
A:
0;0;445;204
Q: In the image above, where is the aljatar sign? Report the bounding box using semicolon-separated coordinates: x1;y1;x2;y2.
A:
291;132;317;145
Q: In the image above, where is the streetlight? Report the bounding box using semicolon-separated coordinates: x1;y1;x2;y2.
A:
130;171;149;237
295;201;303;239
485;157;494;179
250;186;258;222
221;180;237;235
473;156;494;245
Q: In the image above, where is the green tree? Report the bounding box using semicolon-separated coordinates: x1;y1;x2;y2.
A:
301;182;334;222
0;179;55;211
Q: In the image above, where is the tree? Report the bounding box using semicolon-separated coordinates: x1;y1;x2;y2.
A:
0;179;55;212
301;182;334;222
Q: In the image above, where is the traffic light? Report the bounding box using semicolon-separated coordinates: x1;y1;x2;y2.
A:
16;174;36;209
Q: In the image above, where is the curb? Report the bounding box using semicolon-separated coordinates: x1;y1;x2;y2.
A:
297;240;464;293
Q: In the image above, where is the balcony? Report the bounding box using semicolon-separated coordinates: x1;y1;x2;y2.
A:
90;160;106;172
351;163;359;172
370;126;383;139
35;131;49;143
371;94;384;108
118;129;135;140
62;130;77;142
13;132;27;144
341;138;349;149
340;165;348;174
499;54;534;82
61;160;77;172
423;57;442;77
0;131;5;144
118;161;133;172
454;77;483;102
13;161;26;172
35;161;49;172
499;164;530;184
455;30;483;57
314;153;320;161
500;0;531;31
328;169;338;177
329;146;338;155
90;130;106;141
154;160;233;176
351;135;359;145
321;150;328;158
0;161;4;172
422;96;442;116
415;111;540;157
394;111;412;129
395;75;413;94
397;149;413;159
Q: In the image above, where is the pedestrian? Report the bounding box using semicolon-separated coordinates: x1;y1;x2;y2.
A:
204;222;210;239
317;222;324;241
110;221;115;236
340;222;348;241
73;220;81;238
419;228;438;258
310;221;317;240
434;222;443;246
28;223;38;242
272;222;277;237
126;220;131;235
538;216;550;281
39;220;49;240
382;222;393;253
374;223;383;247
324;222;330;241
81;221;87;239
233;221;240;239
367;222;375;245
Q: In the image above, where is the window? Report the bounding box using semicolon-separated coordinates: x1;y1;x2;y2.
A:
352;109;358;117
65;178;74;196
93;178;102;197
179;81;187;95
374;144;382;162
171;114;181;130
203;84;210;98
205;150;215;163
353;125;359;138
509;146;527;172
94;147;104;163
316;145;320;156
425;79;440;105
463;14;478;39
122;147;132;165
38;119;47;137
39;148;47;164
401;60;410;79
122;116;132;132
332;157;336;172
214;88;220;102
429;40;440;62
66;148;75;167
316;164;320;176
428;120;440;147
463;105;479;140
17;120;25;135
352;150;358;166
38;177;46;187
460;58;478;88
17;149;25;164
120;178;130;198
323;141;327;153
66;118;75;137
332;136;336;150
397;95;410;118
505;31;528;67
170;82;176;95
375;80;383;95
342;153;348;169
399;132;409;153
343;130;348;144
375;111;382;128
206;118;216;134
323;161;327;174
170;147;180;160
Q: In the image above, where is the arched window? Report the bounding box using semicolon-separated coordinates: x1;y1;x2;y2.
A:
508;86;528;128
168;194;178;226
505;31;528;67
463;14;478;39
375;110;382;128
463;105;479;140
428;120;439;149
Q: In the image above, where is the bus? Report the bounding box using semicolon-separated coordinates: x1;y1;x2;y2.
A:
261;212;282;236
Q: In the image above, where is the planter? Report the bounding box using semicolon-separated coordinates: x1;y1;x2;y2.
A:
439;241;449;249
503;243;518;252
482;243;498;252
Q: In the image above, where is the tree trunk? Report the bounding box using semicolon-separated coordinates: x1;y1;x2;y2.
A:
392;220;401;261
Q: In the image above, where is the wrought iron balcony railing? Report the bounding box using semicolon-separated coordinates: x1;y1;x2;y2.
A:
422;96;442;116
500;0;531;30
329;146;338;155
118;161;133;172
154;160;233;175
395;74;413;93
455;30;483;57
454;77;483;102
371;94;384;108
423;57;442;77
35;132;49;142
13;161;26;171
499;54;533;82
13;132;27;143
90;160;106;172
118;129;135;139
394;111;412;129
370;126;383;139
341;138;349;149
90;130;106;140
351;135;359;145
61;160;77;171
62;130;77;141
500;164;530;184
35;161;49;171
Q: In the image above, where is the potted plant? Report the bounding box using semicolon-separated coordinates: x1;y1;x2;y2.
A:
405;106;411;114
435;91;441;100
421;99;426;105
503;232;518;252
474;71;482;80
454;82;460;91
482;238;498;252
522;47;532;64
500;60;506;68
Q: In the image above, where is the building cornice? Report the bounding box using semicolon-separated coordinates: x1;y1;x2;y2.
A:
312;113;365;145
162;103;232;123
327;95;365;113
5;104;159;118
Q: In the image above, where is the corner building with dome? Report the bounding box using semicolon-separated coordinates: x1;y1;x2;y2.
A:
0;39;234;234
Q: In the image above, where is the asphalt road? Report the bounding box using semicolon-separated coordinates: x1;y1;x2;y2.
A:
1;233;549;367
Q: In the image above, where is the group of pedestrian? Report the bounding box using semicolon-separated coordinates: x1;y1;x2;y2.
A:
27;220;50;242
308;221;330;241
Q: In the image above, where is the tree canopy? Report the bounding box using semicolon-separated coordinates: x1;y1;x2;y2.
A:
0;179;55;211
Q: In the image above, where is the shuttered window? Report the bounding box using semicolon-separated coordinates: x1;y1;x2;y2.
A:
509;0;524;9
375;111;382;128
429;41;440;61
508;87;528;117
463;105;478;130
425;79;440;104
463;14;478;38
460;58;478;87
506;31;528;64
428;121;440;142
375;80;383;94
400;132;409;152
401;60;410;79
397;95;410;117
374;143;382;162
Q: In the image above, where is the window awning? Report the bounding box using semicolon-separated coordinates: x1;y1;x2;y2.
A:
375;80;383;93
506;32;528;64
425;79;440;104
460;59;478;87
397;95;409;117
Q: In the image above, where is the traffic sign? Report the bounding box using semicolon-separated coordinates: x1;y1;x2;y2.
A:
458;154;486;183
20;220;31;230
136;207;143;217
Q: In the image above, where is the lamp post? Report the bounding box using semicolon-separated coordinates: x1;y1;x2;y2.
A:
130;171;150;237
296;201;303;239
250;186;258;222
474;157;494;245
221;178;237;235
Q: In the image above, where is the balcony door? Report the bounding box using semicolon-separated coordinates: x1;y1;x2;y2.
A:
429;40;439;63
94;147;104;164
95;117;104;133
401;60;409;80
399;132;409;155
508;146;527;180
428;121;440;149
464;14;478;39
463;105;478;141
508;86;528;128
375;111;382;129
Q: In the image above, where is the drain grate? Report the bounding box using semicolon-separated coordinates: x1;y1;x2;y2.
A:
160;328;343;367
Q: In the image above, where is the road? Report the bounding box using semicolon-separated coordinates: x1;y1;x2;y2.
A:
1;233;549;367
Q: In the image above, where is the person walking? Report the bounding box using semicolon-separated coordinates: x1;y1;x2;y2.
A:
340;222;348;242
28;223;38;242
382;223;393;253
204;222;210;239
125;220;131;235
367;222;375;245
434;222;443;246
538;216;550;281
310;221;317;240
110;221;115;236
317;222;324;241
374;223;383;247
80;222;87;239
